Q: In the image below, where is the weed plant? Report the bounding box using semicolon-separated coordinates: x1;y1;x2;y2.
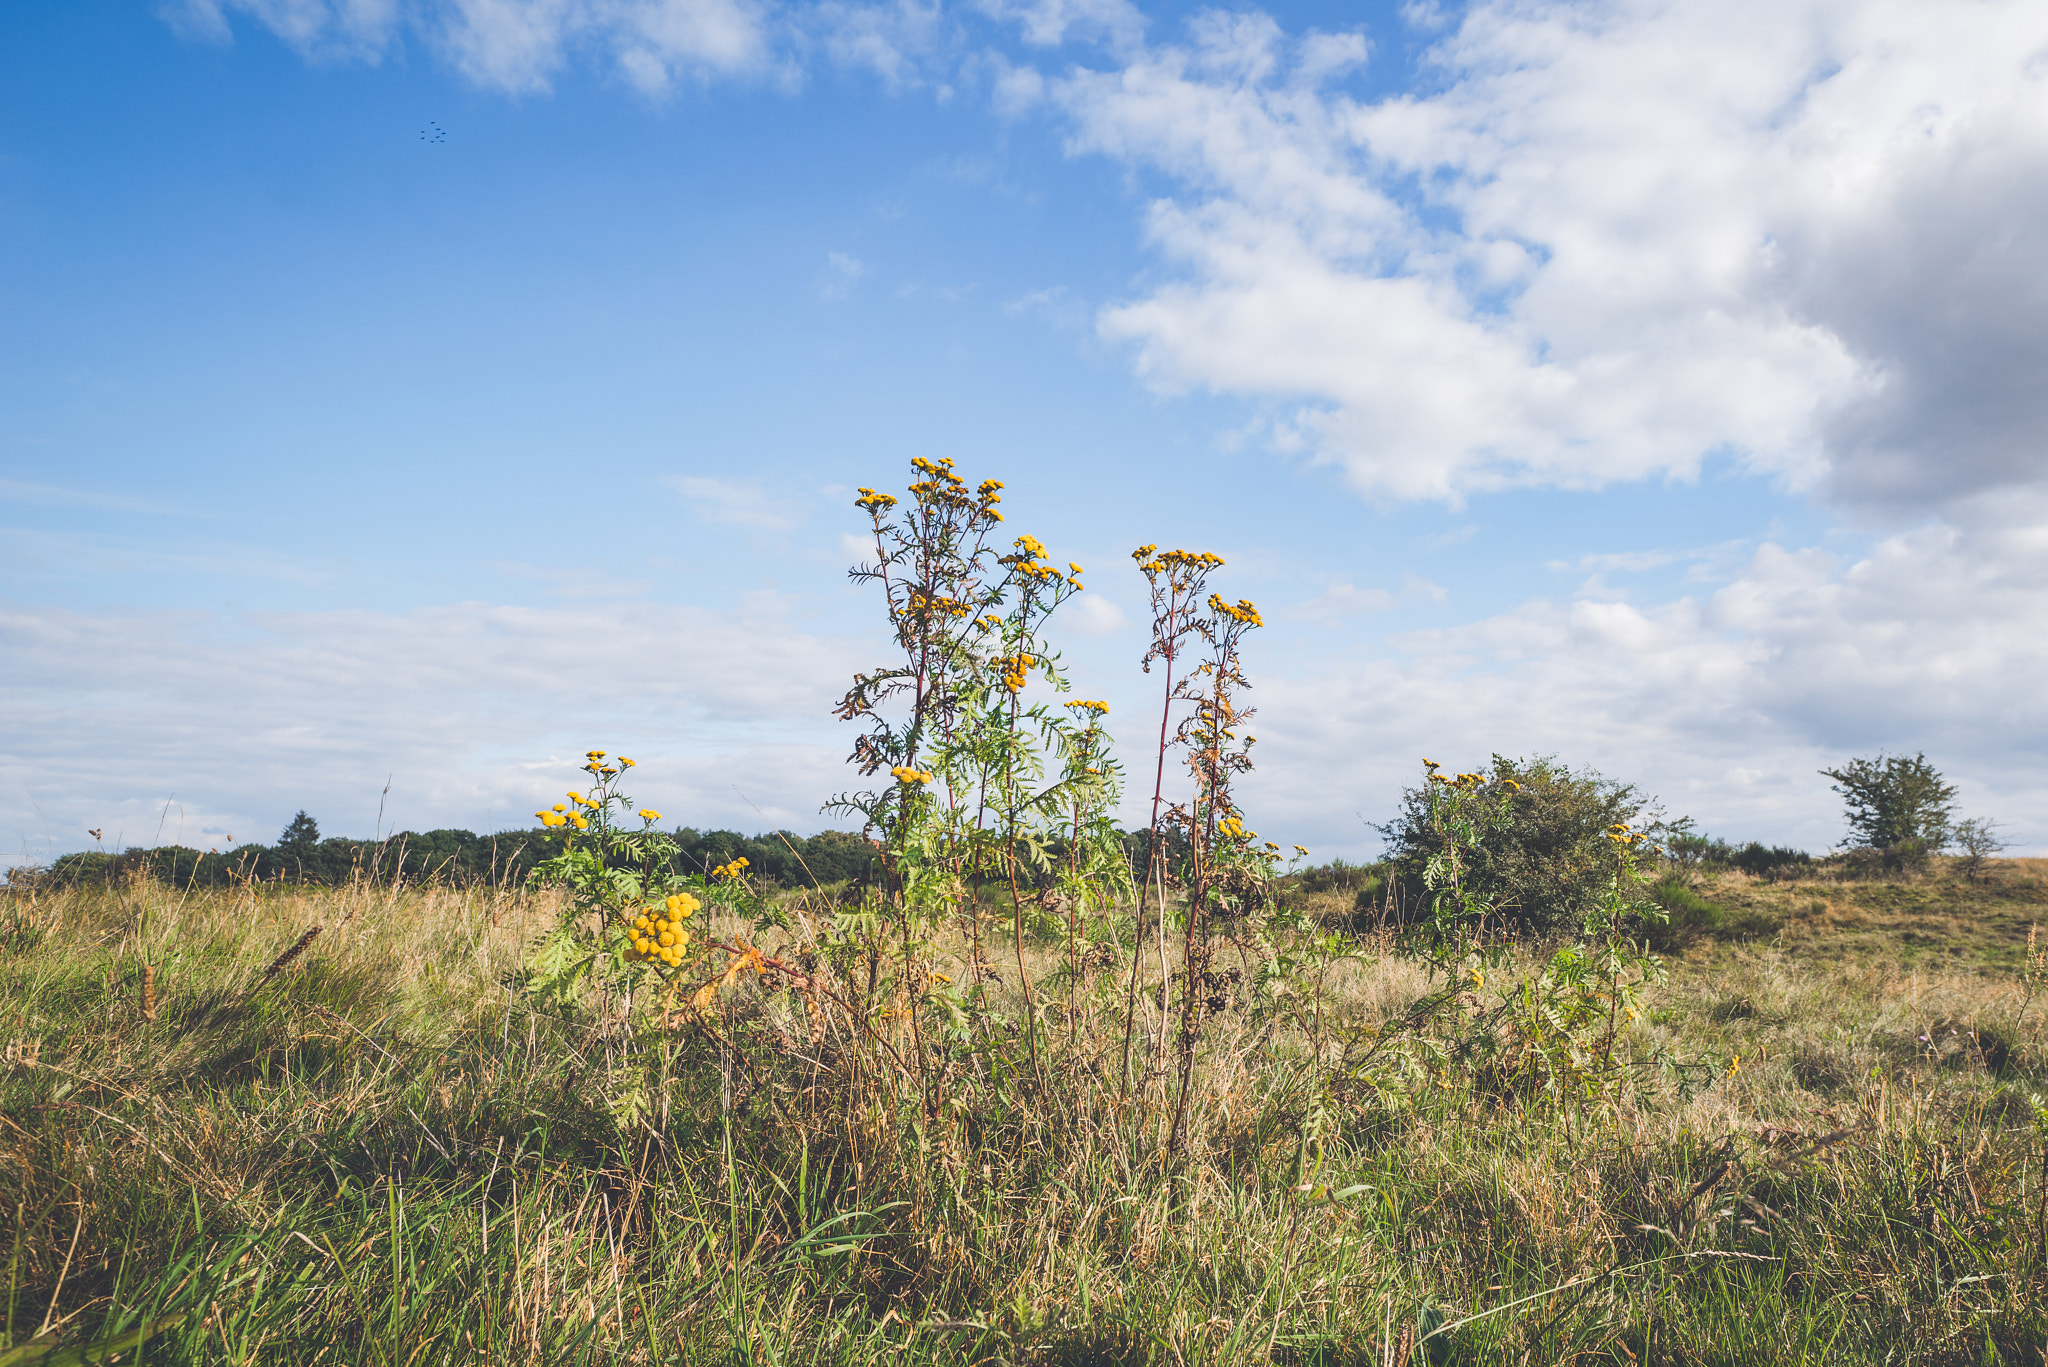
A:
5;464;2048;1363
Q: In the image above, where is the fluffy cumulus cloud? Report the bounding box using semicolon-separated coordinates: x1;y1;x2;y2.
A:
0;597;863;865
1241;503;2048;855
1058;0;2048;512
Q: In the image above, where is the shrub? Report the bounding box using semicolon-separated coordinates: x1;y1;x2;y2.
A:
1729;841;1813;882
1378;755;1653;934
1952;816;2008;880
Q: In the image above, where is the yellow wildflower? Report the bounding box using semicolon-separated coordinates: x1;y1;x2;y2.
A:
638;808;661;822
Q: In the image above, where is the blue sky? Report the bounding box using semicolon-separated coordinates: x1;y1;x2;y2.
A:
6;0;2047;862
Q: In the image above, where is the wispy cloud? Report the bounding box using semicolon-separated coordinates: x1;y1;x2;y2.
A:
487;560;653;599
171;0;778;92
1066;592;1129;637
0;479;180;516
1246;505;2048;855
1287;573;1444;623
665;475;800;531
1;527;338;586
819;250;870;301
1;596;862;863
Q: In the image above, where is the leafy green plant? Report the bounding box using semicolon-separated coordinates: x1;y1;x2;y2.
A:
1378;755;1655;934
1821;751;1958;851
521;750;765;1125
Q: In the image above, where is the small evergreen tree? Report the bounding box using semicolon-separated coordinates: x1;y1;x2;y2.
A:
278;811;320;853
1820;753;1957;851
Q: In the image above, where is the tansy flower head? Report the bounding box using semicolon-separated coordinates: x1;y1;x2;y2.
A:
638;808;661;822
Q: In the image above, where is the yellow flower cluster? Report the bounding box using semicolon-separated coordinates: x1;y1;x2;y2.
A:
1004;534;1081;588
996;652;1035;692
906;588;971;620
893;458;1004;521
1218;814;1256;842
1605;823;1650;848
637;808;662;823
890;765;934;785
1207;592;1263;627
1419;759;1520;793
711;855;750;879
1132;545;1225;578
536;793;594;830
1293;844;1310;856
626;892;699;967
1064;699;1110;716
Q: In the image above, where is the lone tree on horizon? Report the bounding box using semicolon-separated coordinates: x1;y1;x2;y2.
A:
1821;752;1957;851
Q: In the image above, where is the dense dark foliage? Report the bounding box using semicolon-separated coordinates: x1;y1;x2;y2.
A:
28;822;882;890
1377;755;1655;933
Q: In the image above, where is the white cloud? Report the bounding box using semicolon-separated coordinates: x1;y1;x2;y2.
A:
487;559;654;598
814;0;946;88
174;0;772;93
1057;0;2048;513
819;250;871;300
1066;592;1129;636
1242;503;2048;856
665;475;801;530
0;597;863;864
989;54;1048;116
0;479;179;516
168;0;401;59
1286;572;1444;623
973;0;1144;52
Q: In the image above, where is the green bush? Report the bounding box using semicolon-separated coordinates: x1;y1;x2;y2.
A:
1378;755;1652;934
1729;841;1813;881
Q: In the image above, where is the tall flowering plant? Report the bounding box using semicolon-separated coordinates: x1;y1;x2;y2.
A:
1165;590;1269;1150
1120;546;1224;1094
523;751;775;1126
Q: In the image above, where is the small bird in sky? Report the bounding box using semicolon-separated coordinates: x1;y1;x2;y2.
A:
419;122;446;144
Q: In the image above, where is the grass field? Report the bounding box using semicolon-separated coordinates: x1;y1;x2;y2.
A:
4;857;2048;1364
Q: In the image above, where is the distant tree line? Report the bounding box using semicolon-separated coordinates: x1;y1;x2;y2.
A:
30;811;884;891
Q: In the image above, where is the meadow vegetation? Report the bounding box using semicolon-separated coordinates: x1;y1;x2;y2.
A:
5;461;2048;1364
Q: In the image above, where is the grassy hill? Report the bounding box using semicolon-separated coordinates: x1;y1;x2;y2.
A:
2;857;2045;1364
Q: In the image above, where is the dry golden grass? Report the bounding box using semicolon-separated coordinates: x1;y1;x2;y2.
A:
4;864;2048;1363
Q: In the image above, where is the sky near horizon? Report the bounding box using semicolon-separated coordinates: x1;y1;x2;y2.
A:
5;0;2048;864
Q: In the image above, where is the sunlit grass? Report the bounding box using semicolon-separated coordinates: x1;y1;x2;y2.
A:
4;859;2047;1363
